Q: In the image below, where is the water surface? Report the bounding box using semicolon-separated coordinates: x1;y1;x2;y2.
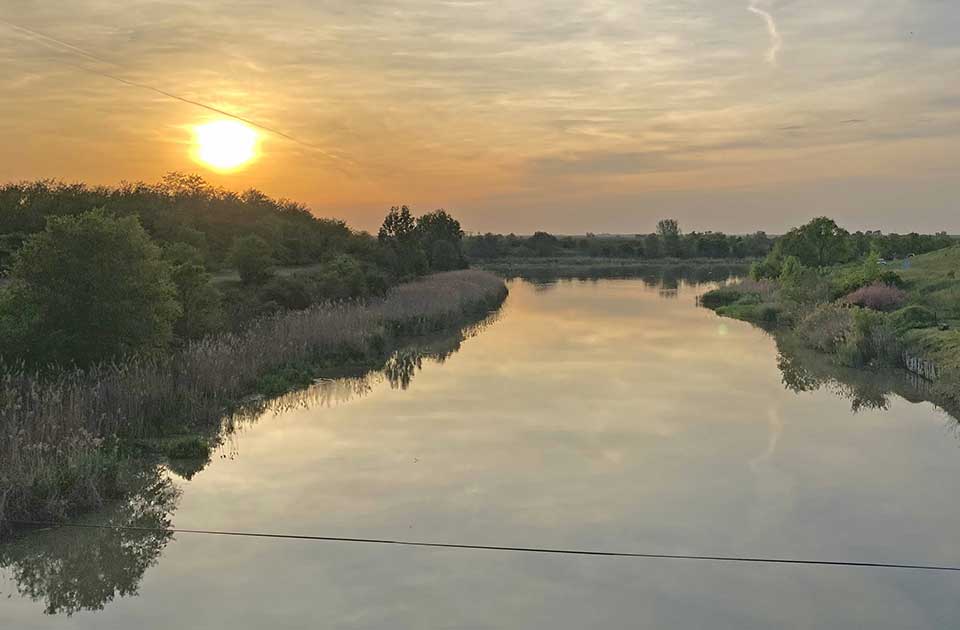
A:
3;276;959;628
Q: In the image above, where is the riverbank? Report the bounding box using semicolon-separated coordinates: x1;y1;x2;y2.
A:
700;246;960;408
0;270;508;533
478;257;754;281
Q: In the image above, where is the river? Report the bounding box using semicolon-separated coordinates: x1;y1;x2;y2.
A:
2;274;959;628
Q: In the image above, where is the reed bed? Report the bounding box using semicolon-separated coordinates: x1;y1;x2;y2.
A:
0;270;507;529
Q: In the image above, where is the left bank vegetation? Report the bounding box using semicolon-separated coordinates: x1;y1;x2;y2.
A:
0;174;508;533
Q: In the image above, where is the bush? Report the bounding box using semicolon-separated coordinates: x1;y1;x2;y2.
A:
836;308;900;367
230;234;274;285
430;239;462;271
700;288;743;308
889;305;938;333
796;304;854;352
842;283;907;312
0;209;181;366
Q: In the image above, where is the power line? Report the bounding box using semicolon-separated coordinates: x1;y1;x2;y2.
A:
7;520;960;573
0;18;349;164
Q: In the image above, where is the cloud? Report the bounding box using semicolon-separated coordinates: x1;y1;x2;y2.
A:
748;0;782;66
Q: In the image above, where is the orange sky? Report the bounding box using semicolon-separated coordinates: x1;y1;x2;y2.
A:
1;1;958;234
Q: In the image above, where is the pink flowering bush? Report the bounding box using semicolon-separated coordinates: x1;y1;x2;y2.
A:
842;283;907;312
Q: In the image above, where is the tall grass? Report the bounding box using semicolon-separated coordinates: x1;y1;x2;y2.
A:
0;270;507;529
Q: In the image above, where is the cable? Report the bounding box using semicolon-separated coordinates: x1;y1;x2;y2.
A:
0;18;350;165
7;520;960;573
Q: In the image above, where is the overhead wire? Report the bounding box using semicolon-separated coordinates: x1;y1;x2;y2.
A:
7;520;960;573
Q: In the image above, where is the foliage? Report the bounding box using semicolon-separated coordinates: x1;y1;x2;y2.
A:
528;231;560;257
0;210;181;366
888;305;938;333
777;256;827;309
836;309;900;368
777;217;853;268
795;304;854;353
465;223;773;263
430;239;462;271
656;219;681;257
0;270;508;529
163;243;223;340
378;205;429;279
842;283;907;312
229;234;274;286
416;209;465;270
0;174;354;267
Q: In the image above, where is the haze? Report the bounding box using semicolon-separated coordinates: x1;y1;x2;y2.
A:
1;0;958;233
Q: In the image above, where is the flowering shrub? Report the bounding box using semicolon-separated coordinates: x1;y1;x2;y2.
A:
842;283;907;312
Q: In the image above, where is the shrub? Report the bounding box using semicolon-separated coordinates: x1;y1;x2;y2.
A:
430;239;462;271
0;209;181;366
0;270;508;528
700;288;743;308
796;304;854;352
842;283;907;312
836;308;900;367
889;305;938;333
230;234;274;285
701;279;775;308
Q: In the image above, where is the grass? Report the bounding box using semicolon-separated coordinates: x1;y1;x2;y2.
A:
0;270;508;532
701;246;960;408
897;246;960;321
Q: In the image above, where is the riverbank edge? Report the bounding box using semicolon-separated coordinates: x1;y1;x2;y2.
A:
0;271;509;536
700;291;960;412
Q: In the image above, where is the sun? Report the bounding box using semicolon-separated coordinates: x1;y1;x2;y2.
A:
192;120;259;171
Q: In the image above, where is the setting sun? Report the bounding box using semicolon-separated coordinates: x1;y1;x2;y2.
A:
192;120;258;171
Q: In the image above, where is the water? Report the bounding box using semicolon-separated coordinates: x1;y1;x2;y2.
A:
3;276;960;628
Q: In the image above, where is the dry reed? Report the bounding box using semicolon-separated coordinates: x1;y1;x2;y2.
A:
0;270;507;528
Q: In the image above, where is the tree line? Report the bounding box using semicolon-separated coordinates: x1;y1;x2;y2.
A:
750;217;956;278
0;175;467;367
465;220;774;260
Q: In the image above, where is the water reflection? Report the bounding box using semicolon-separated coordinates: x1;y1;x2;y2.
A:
501;263;747;287
0;469;179;616
4;272;960;629
775;333;960;422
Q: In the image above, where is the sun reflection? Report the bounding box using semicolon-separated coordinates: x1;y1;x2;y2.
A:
192;120;259;172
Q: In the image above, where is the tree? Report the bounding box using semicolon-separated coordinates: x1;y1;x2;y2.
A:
163;242;222;340
416;209;464;270
430;239;461;271
0;209;181;366
528;231;559;257
378;206;427;279
378;206;418;243
656;219;681;257
230;234;274;285
779;217;852;268
643;233;663;258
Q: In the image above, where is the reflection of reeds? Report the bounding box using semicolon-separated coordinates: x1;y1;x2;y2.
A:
0;271;507;528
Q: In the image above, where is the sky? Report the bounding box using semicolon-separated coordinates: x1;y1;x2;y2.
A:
1;0;958;234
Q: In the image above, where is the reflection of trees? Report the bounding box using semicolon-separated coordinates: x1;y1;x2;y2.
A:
514;264;748;292
0;467;180;616
230;310;501;422
775;333;959;419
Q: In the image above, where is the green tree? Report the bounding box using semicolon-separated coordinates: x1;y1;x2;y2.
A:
528;231;559;257
229;234;274;285
656;219;681;257
779;217;852;267
416;209;464;270
378;206;427;278
163;243;222;340
643;233;663;258
430;239;461;271
0;209;181;366
378;206;418;243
